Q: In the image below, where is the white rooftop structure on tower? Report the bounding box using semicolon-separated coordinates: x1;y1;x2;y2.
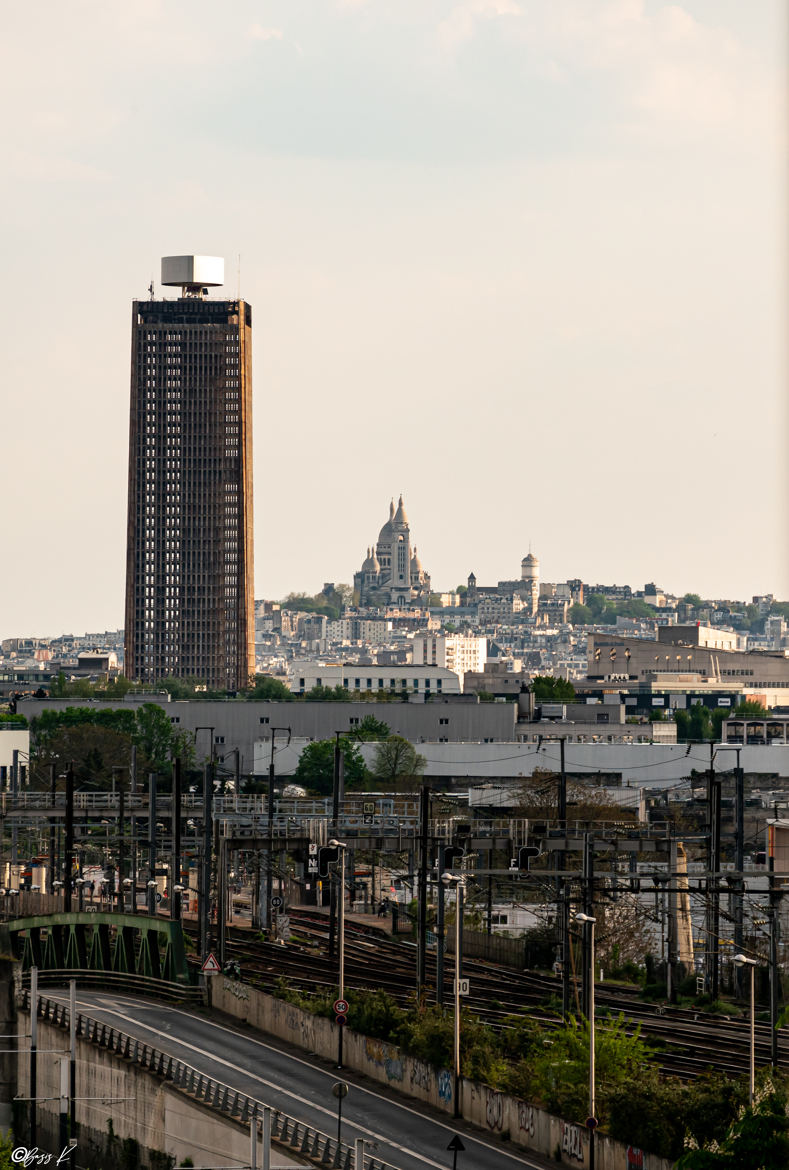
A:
161;255;225;295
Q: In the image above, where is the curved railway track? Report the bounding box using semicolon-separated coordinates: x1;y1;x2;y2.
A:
189;910;787;1082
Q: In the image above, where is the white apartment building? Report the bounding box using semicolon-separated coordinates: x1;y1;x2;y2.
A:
287;660;461;696
411;634;487;691
326;618;394;645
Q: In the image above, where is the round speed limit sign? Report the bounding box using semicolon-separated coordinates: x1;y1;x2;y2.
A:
334;998;349;1015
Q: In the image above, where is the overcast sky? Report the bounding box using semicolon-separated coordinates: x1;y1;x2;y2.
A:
0;0;786;640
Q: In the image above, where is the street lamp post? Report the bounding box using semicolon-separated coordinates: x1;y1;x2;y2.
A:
441;871;466;1119
734;954;757;1106
576;913;597;1168
329;839;347;1070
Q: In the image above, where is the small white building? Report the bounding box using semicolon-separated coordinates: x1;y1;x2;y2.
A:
287;661;461;696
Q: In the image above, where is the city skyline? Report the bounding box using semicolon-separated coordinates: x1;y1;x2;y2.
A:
0;1;786;641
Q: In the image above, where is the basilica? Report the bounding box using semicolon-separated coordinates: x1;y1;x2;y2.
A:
354;496;431;606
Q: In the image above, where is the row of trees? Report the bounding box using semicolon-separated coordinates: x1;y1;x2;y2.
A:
23;706;424;796
28;704;194;789
292;716;426;795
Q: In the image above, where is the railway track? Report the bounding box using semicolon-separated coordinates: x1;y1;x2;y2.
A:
188;909;788;1082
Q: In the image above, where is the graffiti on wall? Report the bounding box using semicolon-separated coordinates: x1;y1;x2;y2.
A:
561;1124;584;1162
517;1102;535;1138
410;1060;432;1092
627;1148;644;1169
486;1090;504;1131
438;1070;453;1103
223;979;249;1001
365;1037;403;1082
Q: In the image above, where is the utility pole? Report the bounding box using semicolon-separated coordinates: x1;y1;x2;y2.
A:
734;756;745;998
582;833;595;1019
707;743;722;1000
667;837;678;1004
130;745;137;914
768;849;780;1069
63;764;74;913
11;750;18;880
329;732;344;958
149;773;158;917
417;782;430;995
117;780;125;913
200;761;213;954
171;755;182;921
48;765;56;896
558;737;571;1015
265;728;291;933
436;843;446;1008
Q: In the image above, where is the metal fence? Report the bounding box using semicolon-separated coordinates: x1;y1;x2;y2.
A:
21;991;396;1170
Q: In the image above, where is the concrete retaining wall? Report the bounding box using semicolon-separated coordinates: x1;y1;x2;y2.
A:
211;977;672;1170
17;1013;302;1169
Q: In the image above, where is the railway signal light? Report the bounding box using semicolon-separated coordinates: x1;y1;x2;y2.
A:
319;845;340;878
442;846;464;872
518;846;540;871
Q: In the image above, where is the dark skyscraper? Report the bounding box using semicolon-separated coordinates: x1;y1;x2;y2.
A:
124;256;254;690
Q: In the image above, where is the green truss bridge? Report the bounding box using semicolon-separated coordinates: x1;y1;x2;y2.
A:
8;912;200;1000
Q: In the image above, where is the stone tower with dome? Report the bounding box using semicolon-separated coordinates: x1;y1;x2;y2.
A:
354;496;431;606
521;550;540;615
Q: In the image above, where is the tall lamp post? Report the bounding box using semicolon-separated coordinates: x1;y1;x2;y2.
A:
734;953;757;1106
329;838;347;1070
441;871;466;1119
576;913;597;1168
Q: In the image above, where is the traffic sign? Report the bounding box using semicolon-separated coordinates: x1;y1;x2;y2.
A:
270;895;283;908
332;1081;349;1099
335;1013;347;1027
201;952;221;974
334;998;349;1015
454;978;470;996
447;1135;465;1169
586;1117;598;1130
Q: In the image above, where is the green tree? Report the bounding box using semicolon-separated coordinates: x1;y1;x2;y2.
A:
530;1014;649;1124
677;1089;789;1169
371;736;425;788
676;704;716;742
293;737;367;795
569;603;593;624
134;702;194;772
531;675;575;701
683;593;704;608
732;699;767;716
246;675;294;702
355;715;391;741
31;704;192;781
305;685;351;702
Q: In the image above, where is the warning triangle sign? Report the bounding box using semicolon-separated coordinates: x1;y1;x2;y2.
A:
201;952;221;973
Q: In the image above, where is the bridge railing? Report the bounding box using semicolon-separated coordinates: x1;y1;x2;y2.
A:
20;991;397;1170
19;969;204;1004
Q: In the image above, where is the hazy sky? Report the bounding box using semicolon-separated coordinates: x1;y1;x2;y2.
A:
1;0;786;640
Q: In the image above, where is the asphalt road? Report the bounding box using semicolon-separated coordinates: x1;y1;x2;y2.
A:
53;990;555;1170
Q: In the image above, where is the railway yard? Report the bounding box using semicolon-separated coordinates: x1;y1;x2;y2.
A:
187;907;789;1083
